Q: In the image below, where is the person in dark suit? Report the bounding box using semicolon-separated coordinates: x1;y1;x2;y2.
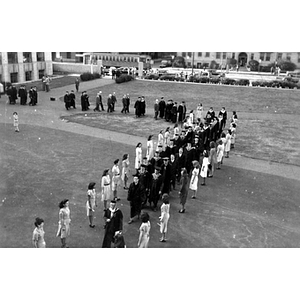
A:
160;157;172;196
140;96;146;116
18;85;27;105
171;102;178;123
218;107;227;130
102;200;123;248
169;154;178;190
176;147;186;183
69;90;76;109
178;102;184;123
134;97;141;117
138;164;151;208
64;91;71;110
127;175;143;224
158;97;166;119
184;142;196;175
149;166;163;211
111;92;117;112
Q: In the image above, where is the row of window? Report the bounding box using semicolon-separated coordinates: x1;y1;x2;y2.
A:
181;52;300;63
6;70;45;83
90;55;139;63
0;52;45;64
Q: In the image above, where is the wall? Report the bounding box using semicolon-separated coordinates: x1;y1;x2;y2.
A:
53;62;101;74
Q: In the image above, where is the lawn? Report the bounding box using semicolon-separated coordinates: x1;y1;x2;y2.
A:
62;79;300;166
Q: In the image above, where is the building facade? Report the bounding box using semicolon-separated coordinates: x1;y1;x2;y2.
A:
0;52;53;84
178;52;300;69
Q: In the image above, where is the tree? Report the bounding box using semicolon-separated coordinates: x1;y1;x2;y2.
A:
210;60;219;69
172;56;186;68
248;60;259;71
227;58;237;69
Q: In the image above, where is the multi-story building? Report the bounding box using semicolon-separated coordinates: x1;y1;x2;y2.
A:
0;52;53;84
178;52;300;69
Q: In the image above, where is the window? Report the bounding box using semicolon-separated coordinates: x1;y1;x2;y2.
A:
7;52;18;64
277;53;282;60
39;69;45;79
250;53;254;60
216;52;221;59
205;52;210;57
25;71;32;81
23;52;32;63
265;52;271;61
182;52;186;57
37;52;45;61
222;52;227;59
67;52;71;59
286;53;291;61
232;53;235;59
10;72;18;83
259;52;265;61
187;52;192;58
198;52;202;57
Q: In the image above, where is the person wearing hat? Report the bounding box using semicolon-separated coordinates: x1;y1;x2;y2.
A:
189;160;200;199
149;166;163;211
127;175;143;224
138;164;151;208
160;157;172;196
112;159;121;201
86;182;97;228
102;200;123;248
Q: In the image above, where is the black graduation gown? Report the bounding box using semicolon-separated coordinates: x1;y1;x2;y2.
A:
158;100;166;118
127;182;142;218
134;100;141;117
102;208;123;248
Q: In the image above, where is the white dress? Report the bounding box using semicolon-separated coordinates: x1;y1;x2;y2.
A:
200;157;209;178
159;203;170;233
101;175;111;201
230;127;236;145
196;106;203;121
189;167;199;191
146;140;154;160
217;144;225;162
224;133;232;152
135;147;142;169
86;188;96;216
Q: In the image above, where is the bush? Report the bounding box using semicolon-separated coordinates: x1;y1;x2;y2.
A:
280;61;297;72
198;77;209;83
210;77;221;84
236;79;250;86
144;74;159;80
115;74;134;84
221;78;236;85
80;72;101;81
271;80;281;88
175;77;185;82
261;66;272;73
159;75;176;81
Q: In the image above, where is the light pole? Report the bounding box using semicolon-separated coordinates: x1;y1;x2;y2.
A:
192;52;195;76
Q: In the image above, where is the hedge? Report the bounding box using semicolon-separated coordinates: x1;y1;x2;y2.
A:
251;80;300;89
115;74;134;84
80;72;101;81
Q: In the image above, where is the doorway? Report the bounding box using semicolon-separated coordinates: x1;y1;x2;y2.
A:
238;52;248;67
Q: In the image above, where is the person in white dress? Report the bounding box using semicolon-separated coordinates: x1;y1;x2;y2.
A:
146;135;154;161
224;129;232;158
32;217;46;248
121;154;130;189
216;140;225;169
157;130;164;150
173;123;180;138
159;194;170;242
101;169;111;210
86;182;97;228
164;127;170;149
135;143;143;171
138;212;151;248
195;103;204;123
111;159;121;201
230;123;237;149
200;151;209;186
189;160;200;198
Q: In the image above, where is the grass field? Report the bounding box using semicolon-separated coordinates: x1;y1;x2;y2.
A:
62;79;300;166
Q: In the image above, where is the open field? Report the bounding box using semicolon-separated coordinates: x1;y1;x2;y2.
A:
62;79;300;166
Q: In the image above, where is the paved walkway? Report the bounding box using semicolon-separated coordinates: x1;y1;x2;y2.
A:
1;77;300;182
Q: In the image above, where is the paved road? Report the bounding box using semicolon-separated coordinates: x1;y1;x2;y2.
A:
1;77;299;182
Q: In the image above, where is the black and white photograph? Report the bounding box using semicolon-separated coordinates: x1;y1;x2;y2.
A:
0;1;299;299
